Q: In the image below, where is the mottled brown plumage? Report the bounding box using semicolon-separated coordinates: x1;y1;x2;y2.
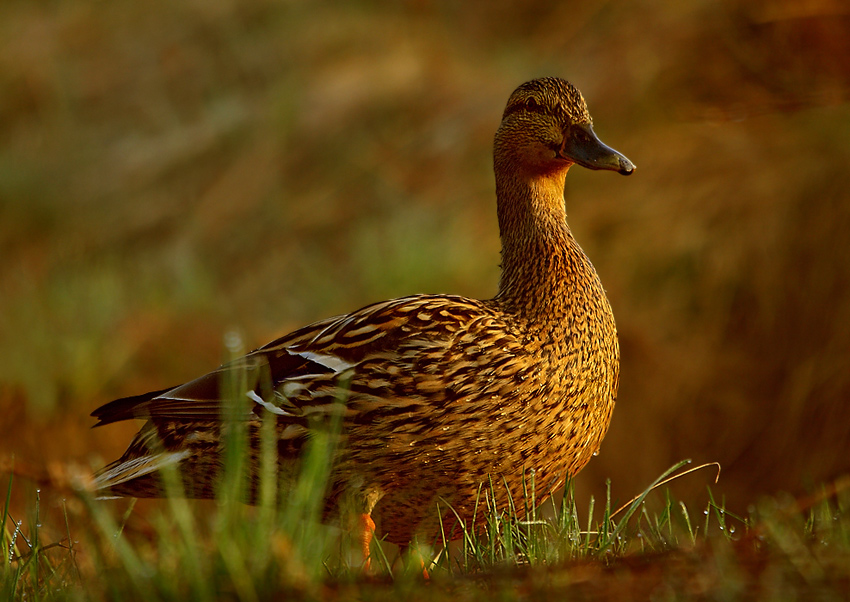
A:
92;77;634;553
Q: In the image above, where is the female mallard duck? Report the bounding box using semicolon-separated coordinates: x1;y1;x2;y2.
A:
92;77;634;563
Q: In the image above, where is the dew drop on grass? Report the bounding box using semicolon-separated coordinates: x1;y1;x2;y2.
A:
224;330;244;354
729;525;735;534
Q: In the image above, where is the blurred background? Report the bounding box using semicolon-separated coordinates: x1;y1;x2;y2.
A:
1;0;849;518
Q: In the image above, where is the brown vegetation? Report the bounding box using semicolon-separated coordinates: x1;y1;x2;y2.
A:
1;0;849;524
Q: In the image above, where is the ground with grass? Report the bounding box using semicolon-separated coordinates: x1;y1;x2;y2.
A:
2;0;849;599
3;461;850;600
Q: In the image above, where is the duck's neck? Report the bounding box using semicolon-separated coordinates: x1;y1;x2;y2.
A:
493;166;591;321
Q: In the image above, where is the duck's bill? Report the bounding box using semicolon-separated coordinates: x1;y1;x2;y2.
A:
558;123;635;175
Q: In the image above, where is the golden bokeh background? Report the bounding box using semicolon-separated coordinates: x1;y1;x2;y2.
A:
2;0;849;516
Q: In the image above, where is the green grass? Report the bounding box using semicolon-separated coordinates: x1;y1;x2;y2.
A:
3;450;849;600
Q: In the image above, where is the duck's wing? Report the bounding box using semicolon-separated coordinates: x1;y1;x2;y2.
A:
90;312;347;427
91;294;501;427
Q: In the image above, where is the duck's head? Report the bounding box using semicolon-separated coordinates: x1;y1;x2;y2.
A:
495;77;634;177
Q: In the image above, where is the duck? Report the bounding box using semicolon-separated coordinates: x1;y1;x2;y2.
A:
91;77;634;567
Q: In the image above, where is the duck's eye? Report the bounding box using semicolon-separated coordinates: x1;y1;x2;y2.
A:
524;97;542;112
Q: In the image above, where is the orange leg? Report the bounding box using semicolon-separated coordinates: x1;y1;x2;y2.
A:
418;553;430;580
358;513;376;571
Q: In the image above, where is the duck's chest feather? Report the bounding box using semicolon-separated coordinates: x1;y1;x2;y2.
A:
336;271;618;464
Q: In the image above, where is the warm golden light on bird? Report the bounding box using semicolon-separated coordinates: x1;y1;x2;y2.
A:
91;77;634;566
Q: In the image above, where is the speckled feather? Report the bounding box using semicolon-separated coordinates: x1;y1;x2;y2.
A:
92;77;633;547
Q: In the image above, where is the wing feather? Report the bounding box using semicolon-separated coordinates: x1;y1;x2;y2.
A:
92;294;504;427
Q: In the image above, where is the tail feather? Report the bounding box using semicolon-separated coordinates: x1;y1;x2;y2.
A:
90;387;175;427
93;450;192;498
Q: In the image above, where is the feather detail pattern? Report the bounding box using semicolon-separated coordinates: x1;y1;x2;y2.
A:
91;77;635;549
